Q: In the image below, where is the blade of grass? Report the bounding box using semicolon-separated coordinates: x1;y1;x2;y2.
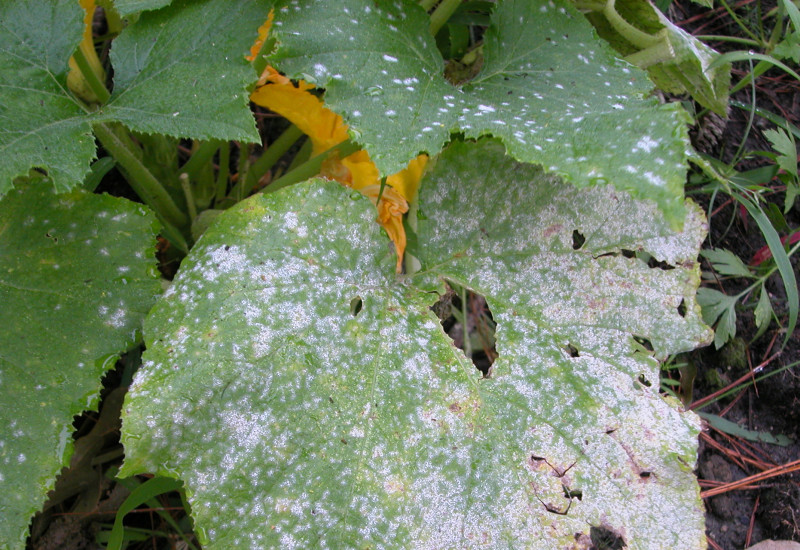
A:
708;51;800;84
107;476;193;550
736;195;798;347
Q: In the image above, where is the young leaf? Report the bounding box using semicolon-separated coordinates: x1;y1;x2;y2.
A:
764;127;798;178
754;282;774;339
269;0;692;223
121;140;712;549
701;248;755;278
0;184;162;549
696;287;738;348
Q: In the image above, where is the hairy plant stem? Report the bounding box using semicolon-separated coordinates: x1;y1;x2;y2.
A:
624;38;673;68
214;144;230;208
235;124;304;198
418;0;438;12
429;0;463;36
179;173;198;222
72;47;110;104
264;140;361;194
603;0;661;48
93;123;188;228
179;140;222;179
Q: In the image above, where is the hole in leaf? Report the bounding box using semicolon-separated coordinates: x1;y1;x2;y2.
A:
563;343;580;358
562;485;583;501
639;471;652;479
677;298;687;317
633;336;654;353
432;283;497;377
589;525;626;550
349;296;363;317
646;255;675;271
572;230;585;250
637;374;652;387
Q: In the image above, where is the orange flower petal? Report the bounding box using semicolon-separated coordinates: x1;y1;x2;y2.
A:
249;73;427;272
246;10;274;62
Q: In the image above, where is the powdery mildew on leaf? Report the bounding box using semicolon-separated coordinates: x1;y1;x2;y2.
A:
122;140;712;549
0;184;161;549
269;0;690;222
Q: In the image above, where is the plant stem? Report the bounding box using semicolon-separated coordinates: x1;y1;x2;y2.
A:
264;140;361;194
235;142;251;203
93;123;188;228
419;0;438;12
603;0;661;48
717;0;761;43
214;143;230;208
179;173;198;222
695;35;763;47
624;40;674;68
72;47;111;104
429;0;463;36
461;286;472;361
238;124;304;197
179;140;221;179
285;138;312;172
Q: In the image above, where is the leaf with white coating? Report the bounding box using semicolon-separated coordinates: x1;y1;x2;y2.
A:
269;0;691;222
0;184;161;549
122;140;712;549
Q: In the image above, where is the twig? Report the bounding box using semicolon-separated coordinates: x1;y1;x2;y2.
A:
701;459;800;498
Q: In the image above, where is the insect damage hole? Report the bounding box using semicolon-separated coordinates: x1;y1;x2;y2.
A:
572;229;586;250
677;298;687;317
431;283;497;377
589;525;626;550
349;296;363;317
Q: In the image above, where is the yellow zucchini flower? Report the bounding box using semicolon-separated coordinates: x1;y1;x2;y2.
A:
249;51;427;272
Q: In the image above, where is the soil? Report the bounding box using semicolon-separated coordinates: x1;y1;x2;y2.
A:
667;0;800;546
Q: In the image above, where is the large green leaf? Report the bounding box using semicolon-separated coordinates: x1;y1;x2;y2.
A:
0;0;266;195
0;184;161;549
98;0;266;140
268;0;691;223
121;140;712;549
0;0;95;194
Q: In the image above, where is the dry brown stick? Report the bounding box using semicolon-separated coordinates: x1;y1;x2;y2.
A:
701;459;800;498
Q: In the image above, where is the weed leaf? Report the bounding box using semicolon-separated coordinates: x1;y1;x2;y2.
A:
764;128;798;178
697;287;739;348
122;139;711;549
701;248;755;278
